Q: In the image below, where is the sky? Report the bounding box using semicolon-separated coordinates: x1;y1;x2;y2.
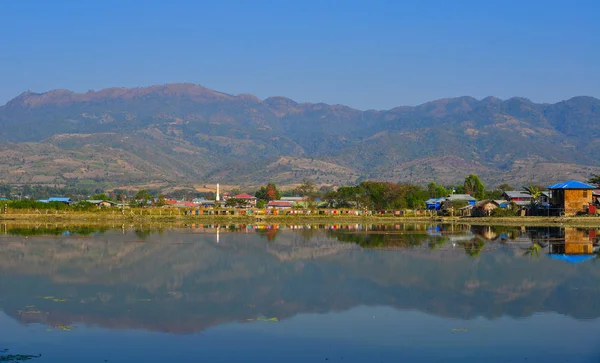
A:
1;0;599;110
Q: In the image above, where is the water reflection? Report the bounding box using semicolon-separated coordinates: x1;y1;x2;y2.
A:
0;223;597;334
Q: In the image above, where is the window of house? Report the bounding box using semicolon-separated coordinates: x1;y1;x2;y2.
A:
583;190;588;198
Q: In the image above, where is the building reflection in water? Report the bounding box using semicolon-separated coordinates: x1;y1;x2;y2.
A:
545;227;600;263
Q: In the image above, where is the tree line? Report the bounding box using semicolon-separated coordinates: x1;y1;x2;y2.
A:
1;173;599;210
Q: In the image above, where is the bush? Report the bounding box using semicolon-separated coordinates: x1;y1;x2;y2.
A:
491;207;518;217
8;200;69;210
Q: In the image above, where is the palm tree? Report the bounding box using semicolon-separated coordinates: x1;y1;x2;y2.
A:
523;242;541;259
523;184;542;216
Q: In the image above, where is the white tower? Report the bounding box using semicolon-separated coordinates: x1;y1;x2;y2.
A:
216;183;220;202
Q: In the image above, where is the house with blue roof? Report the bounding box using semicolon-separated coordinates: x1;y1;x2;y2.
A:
546;180;595;216
425;197;445;210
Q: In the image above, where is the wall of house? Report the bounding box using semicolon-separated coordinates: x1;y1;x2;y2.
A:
563;189;593;216
563;228;593;254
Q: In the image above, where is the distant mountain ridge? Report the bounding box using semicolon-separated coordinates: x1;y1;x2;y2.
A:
1;83;599;188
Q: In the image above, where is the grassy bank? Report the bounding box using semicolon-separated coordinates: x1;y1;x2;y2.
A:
0;209;600;227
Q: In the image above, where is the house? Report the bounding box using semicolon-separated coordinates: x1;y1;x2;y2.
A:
502;191;533;206
471;199;507;216
86;200;116;207
267;200;293;209
425;197;445;210
547;180;596;216
440;194;476;210
445;194;477;205
232;193;257;207
458;204;474;216
192;198;216;208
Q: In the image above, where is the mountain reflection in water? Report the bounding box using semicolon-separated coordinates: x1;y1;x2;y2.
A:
0;223;599;362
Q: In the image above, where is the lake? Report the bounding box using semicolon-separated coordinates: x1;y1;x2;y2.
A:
0;223;599;362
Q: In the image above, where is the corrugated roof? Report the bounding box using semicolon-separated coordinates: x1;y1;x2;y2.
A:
233;193;256;199
48;197;71;202
503;191;532;199
546;180;596;189
446;194;476;201
268;201;293;207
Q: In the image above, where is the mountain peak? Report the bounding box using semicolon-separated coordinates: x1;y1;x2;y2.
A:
5;83;235;108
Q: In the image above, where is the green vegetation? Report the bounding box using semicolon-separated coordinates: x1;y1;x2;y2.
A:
464;174;485;200
255;183;281;201
589;174;600;187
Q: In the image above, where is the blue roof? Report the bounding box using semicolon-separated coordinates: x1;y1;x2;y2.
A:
48;197;72;202
546;180;596;189
548;254;596;264
425;198;444;204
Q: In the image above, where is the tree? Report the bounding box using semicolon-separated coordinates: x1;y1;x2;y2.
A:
134;189;151;207
92;193;110;201
256;199;267;208
589;174;600;187
265;183;280;201
523;184;541;200
427;182;448;198
295;179;315;197
256;183;281;201
155;194;166;207
497;183;513;192
464;174;485;200
228;188;242;197
225;198;248;208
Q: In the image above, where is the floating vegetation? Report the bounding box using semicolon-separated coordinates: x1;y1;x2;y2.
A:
451;326;488;333
17;310;47;315
0;349;41;362
36;296;68;303
246;317;279;322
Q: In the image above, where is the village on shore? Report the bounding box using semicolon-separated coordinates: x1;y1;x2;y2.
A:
1;176;599;218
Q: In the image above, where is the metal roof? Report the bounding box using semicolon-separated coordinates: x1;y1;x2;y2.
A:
546;180;596;189
503;191;532;199
233;193;256;199
48;197;72;202
445;194;476;201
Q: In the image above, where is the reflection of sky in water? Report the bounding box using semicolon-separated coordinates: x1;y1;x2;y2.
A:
1;308;599;362
0;224;599;362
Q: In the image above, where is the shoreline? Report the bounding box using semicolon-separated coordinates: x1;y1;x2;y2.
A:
1;213;599;227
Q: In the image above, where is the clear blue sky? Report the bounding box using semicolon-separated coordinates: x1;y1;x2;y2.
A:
1;0;598;110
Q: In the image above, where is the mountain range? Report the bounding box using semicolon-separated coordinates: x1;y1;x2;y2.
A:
1;83;599;189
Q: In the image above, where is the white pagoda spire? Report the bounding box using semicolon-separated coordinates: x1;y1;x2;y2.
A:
216;183;220;202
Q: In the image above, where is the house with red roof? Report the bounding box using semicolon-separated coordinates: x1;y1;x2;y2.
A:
232;193;257;207
267;200;293;209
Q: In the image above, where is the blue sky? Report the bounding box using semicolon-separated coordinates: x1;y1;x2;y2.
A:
1;0;598;109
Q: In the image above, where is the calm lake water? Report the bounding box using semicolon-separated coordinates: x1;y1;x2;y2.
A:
0;223;599;362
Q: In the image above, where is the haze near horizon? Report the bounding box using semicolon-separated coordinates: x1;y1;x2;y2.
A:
2;0;599;110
